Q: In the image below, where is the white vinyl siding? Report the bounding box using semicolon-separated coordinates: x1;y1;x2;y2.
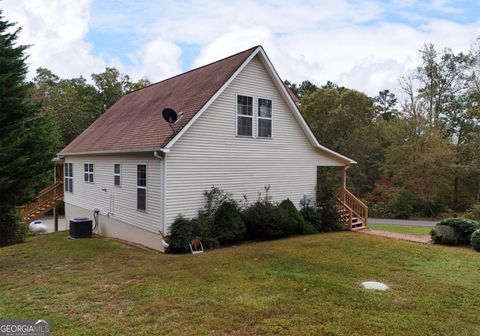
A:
165;55;344;228
63;154;163;233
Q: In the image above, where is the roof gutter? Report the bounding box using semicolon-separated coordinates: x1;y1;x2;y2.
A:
59;147;170;156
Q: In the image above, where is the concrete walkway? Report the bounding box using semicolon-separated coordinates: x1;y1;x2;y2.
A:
369;218;438;227
361;229;432;244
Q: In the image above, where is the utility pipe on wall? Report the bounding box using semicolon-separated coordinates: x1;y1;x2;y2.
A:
153;151;168;245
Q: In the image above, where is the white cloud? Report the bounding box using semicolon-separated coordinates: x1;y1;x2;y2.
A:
192;26;278;68
430;0;462;14
2;0;182;83
2;0;480;98
128;37;182;81
193;17;480;97
3;0;107;79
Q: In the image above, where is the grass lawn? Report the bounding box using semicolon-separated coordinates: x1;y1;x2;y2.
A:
368;223;432;236
1;232;479;335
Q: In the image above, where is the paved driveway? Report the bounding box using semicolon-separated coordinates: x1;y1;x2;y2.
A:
369;218;438;227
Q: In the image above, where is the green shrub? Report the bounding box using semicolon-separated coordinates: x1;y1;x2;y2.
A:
369;202;390;218
300;206;321;232
168;215;196;253
317;189;343;232
300;220;318;234
0;209;26;247
432;218;480;245
388;190;414;219
470;229;480;251
200;186;234;223
430;226;458;245
168;214;222;253
279;199;305;234
212;202;245;244
191;215;219;250
464;211;476;220
470;204;480;221
242;201;290;240
413;198;447;218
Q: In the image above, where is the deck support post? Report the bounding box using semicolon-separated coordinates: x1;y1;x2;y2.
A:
340;166;348;200
53;206;58;232
53;162;61;232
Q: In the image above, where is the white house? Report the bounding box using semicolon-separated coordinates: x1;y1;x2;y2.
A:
55;46;365;251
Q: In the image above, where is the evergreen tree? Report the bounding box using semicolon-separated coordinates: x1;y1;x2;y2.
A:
0;11;56;246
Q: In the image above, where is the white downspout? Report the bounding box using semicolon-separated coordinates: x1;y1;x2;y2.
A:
153;151;169;249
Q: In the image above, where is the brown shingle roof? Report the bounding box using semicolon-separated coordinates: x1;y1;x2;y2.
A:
60;46;259;155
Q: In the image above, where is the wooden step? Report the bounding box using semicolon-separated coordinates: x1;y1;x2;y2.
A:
351;226;369;232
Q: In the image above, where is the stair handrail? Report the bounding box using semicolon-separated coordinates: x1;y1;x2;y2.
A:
340;188;368;227
18;181;64;222
335;196;353;230
36;180;63;197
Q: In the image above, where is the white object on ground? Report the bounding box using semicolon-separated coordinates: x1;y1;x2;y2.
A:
361;281;389;291
29;220;48;234
161;239;169;249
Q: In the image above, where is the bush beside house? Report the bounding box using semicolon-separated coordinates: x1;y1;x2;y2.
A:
167;187;344;253
243;201;292;240
212;202;245;244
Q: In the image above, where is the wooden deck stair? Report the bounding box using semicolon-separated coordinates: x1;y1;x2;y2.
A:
335;188;368;231
18;181;64;223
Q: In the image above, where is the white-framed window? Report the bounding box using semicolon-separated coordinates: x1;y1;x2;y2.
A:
84;163;94;183
236;95;253;136
137;164;147;211
113;164;121;187
258;98;272;138
64;163;73;193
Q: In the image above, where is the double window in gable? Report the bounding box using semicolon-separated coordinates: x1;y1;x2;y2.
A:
236;95;272;138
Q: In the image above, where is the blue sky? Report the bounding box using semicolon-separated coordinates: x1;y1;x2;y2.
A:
3;0;480;96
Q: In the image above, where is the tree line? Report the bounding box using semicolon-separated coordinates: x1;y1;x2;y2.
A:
31;67;150;148
286;40;480;218
2;7;479;246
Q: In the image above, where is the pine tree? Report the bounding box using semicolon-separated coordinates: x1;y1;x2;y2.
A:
0;11;56;246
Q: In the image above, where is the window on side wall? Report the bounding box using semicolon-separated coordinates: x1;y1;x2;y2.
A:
137;164;147;211
84;163;94;183
236;95;253;136
64;163;73;193
258;98;272;138
114;164;121;187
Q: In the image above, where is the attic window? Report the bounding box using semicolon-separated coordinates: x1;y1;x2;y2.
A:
236;95;253;136
258;98;272;138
